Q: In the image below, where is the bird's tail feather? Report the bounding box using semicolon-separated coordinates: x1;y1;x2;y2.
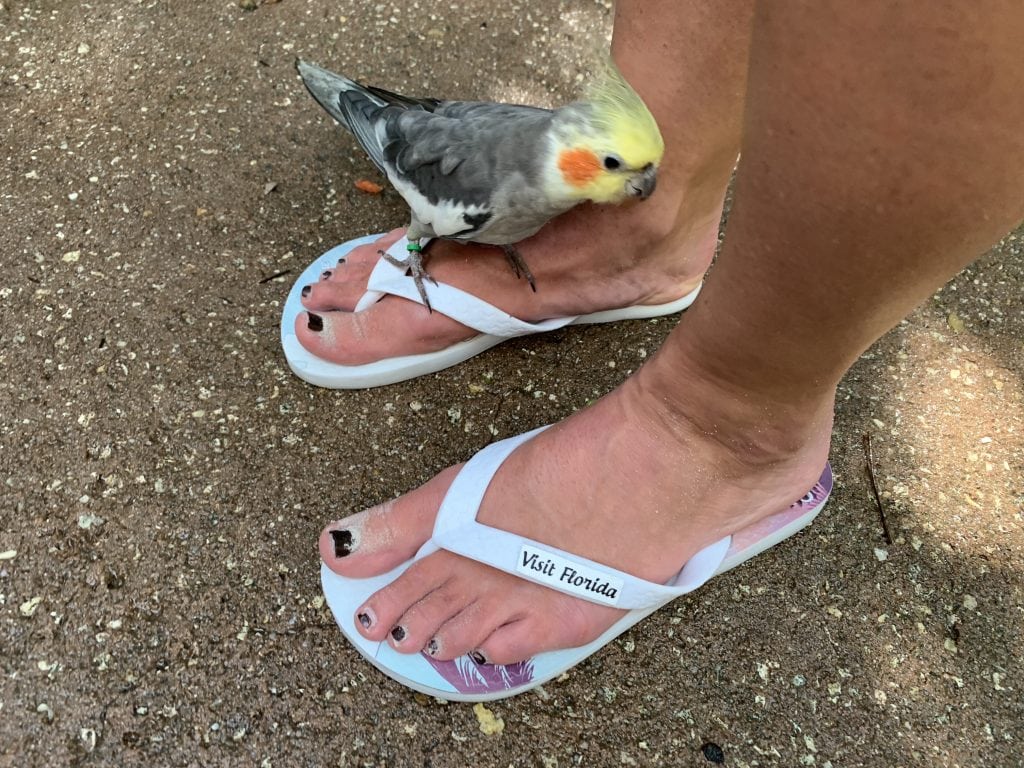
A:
362;83;442;112
295;59;390;171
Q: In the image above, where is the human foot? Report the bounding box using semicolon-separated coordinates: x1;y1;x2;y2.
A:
293;186;722;367
317;357;834;680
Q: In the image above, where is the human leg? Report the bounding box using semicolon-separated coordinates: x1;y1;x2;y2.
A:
319;0;1024;670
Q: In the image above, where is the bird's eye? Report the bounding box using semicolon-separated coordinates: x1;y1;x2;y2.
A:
603;155;622;170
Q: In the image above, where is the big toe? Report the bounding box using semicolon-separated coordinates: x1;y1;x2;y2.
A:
318;464;463;578
293;301;413;366
294;291;474;366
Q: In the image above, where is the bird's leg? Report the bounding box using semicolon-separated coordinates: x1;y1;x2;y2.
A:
500;244;537;292
379;239;438;312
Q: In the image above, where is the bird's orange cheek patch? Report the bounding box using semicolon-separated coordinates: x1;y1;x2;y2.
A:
558;148;601;187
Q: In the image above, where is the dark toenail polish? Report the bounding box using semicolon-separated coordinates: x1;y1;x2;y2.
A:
390;625;406;642
301;285;311;298
469;650;487;665
426;638;439;656
307;313;323;332
330;529;352;557
321;269;333;280
337;257;346;265
357;612;371;629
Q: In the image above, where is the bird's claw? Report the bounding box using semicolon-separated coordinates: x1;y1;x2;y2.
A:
379;247;435;312
501;245;537;292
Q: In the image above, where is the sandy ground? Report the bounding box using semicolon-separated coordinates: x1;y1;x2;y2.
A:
1;1;1022;766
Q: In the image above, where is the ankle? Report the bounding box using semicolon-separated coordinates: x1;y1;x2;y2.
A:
624;344;836;470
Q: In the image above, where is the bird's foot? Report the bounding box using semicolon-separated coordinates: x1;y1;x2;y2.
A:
380;242;438;312
500;245;537;292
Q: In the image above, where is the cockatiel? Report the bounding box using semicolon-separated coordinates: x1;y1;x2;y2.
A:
296;58;663;310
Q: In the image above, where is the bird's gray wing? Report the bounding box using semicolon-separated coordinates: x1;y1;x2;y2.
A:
382;104;554;234
363;83;443;112
297;62;557;238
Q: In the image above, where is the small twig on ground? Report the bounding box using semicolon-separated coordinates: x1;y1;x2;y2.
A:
259;269;292;284
862;432;893;545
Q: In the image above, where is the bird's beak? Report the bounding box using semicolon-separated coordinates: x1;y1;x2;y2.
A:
626;164;658;200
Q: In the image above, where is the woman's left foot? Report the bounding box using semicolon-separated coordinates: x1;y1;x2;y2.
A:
294;181;722;366
318;355;833;665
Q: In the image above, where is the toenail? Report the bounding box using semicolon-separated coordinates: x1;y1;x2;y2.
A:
329;529;353;557
426;638;439;656
307;313;323;332
469;650;487;665
390;625;406;642
356;612;372;629
301;285;311;298
320;269;333;280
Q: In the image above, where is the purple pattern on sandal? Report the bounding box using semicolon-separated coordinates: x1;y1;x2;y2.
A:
728;464;833;555
423;654;535;695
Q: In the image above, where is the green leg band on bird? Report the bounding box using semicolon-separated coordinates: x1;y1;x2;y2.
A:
407;242;423;252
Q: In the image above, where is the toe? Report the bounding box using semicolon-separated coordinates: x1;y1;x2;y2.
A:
351;555;453;644
292;304;400;365
300;267;370;312
384;573;480;655
345;229;405;267
425;597;513;662
473;593;620;665
318;464;461;578
293;293;472;365
300;230;407;313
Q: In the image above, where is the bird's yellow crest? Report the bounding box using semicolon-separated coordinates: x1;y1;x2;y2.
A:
554;59;665;203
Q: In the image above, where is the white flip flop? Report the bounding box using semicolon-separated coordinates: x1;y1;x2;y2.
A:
320;426;834;702
280;235;702;389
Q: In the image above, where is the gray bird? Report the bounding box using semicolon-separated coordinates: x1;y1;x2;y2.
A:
296;59;663;310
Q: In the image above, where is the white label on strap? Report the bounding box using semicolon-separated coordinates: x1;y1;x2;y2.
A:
516;544;624;607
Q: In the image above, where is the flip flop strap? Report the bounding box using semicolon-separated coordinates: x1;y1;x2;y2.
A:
423;427;731;611
355;237;578;337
